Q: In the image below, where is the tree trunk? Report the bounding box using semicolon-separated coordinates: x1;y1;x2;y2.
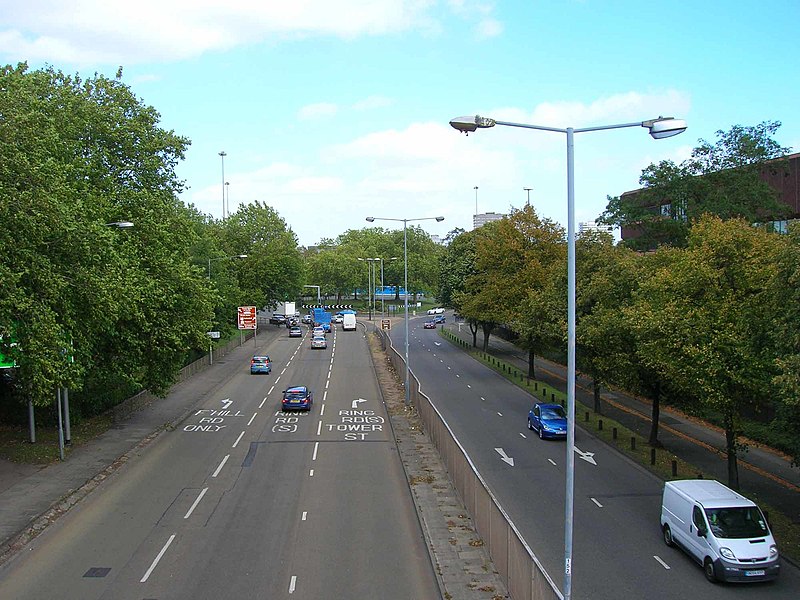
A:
725;414;740;490
528;348;535;379
648;380;662;447
481;322;492;352
469;321;478;347
593;379;602;414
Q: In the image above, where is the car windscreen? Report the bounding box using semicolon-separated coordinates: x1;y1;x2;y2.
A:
542;406;566;420
252;357;269;363
284;390;307;399
705;507;770;539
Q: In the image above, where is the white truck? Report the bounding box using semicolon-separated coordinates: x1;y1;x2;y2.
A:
660;479;779;583
342;313;356;331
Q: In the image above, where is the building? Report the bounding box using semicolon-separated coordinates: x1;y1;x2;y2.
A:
579;221;614;236
473;211;506;229
620;152;800;243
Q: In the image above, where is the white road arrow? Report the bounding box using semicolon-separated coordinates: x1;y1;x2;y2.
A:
351;398;367;409
574;446;597;465
494;448;515;466
221;398;233;409
434;342;441;346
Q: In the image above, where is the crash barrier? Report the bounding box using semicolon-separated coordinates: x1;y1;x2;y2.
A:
374;326;562;600
112;331;254;423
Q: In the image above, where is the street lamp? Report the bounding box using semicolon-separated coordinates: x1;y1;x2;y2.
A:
450;113;686;600
207;253;247;278
366;216;444;405
218;151;227;219
523;187;533;206
376;256;399;315
225;181;230;218
105;221;134;228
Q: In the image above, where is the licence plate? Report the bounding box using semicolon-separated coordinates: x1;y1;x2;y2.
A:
744;570;765;577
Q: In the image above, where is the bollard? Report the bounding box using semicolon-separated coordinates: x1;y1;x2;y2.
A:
612;427;617;440
671;460;678;477
650;448;656;465
585;411;589;422
631;437;636;451
698;473;704;479
598;419;603;431
534;382;538;391
542;388;546;398
551;393;556;402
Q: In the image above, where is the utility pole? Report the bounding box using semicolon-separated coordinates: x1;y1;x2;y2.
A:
524;187;532;206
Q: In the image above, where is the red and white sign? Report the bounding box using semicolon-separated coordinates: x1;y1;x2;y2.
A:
238;306;257;330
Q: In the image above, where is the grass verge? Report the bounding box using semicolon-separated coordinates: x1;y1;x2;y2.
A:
0;413;113;464
439;328;800;565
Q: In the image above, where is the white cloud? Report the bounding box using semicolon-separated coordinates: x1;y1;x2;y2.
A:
352;95;394;111
298;102;338;120
475;18;503;39
0;0;496;65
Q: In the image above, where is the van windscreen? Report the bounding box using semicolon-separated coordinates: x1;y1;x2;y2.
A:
705;507;769;539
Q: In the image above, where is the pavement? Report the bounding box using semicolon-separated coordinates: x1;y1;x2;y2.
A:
442;319;800;528
0;323;510;600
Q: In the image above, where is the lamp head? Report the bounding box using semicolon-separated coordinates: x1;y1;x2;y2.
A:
644;116;687;139
366;217;375;222
435;216;445;222
106;221;134;228
449;115;496;135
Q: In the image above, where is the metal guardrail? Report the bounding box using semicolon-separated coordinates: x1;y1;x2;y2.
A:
375;326;562;600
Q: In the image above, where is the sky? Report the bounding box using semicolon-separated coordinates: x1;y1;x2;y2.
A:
2;0;799;247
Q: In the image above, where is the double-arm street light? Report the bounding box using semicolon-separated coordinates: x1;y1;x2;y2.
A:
366;216;444;405
450;113;686;600
207;253;248;278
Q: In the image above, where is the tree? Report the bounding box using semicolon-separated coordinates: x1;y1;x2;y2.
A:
601;122;792;250
632;216;783;488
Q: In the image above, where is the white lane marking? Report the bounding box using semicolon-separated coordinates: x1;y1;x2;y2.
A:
440;359;443;363
320;403;326;416
275;376;281;384
323;391;328;402
302;512;307;521
312;442;319;461
591;497;603;508
329;364;333;372
184;488;208;519
212;455;230;478
497;412;503;417
467;384;471;388
548;458;557;466
325;380;329;389
481;397;485;401
268;386;275;395
140;534;176;582
447;366;451;370
309;469;314;477
351;398;367;409
316;420;322;436
232;431;245;448
519;433;527;439
221;398;232;409
456;374;460;378
654;556;671;570
247;413;257;427
258;397;266;409
494;448;514;466
289;575;297;593
281;368;287;375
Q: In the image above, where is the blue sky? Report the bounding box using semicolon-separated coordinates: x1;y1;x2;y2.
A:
3;0;798;246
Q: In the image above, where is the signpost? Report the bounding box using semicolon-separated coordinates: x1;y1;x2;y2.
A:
381;319;391;330
238;306;257;346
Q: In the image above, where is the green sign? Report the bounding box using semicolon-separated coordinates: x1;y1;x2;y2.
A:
0;335;17;368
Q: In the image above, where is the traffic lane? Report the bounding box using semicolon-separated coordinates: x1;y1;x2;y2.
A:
412;331;800;598
0;336;309;599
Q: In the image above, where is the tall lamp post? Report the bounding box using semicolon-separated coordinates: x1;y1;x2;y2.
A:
366;216;444;405
450;113;686;600
523;187;533;206
218;151;227;219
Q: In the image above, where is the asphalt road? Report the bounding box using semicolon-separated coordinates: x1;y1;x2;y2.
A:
402;313;799;600
0;325;439;600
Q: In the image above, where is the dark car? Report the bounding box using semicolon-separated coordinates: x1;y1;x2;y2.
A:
433;315;445;324
423;320;436;329
250;355;271;374
282;386;313;411
269;314;286;325
527;403;567;439
289;326;303;338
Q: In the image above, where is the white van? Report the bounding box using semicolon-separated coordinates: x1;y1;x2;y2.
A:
660;479;779;583
342;313;356;331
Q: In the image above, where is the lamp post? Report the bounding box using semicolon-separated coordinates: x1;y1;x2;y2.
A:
450;113;686;600
225;181;230;218
473;186;479;215
366;216;444;405
207;253;248;278
218;151;227;219
357;258;376;320
523;187;533;206
377;256;398;315
303;284;321;305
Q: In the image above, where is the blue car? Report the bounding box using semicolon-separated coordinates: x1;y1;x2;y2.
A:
527;403;567;439
321;322;331;333
282;386;313;411
250;355;271;374
433;315;445;324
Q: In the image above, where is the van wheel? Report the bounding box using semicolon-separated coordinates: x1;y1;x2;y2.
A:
704;558;718;583
662;525;674;547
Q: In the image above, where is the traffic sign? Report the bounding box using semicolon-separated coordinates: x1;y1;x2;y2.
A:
381;319;391;330
237;306;257;330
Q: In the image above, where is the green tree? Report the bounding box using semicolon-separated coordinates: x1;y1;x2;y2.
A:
632;216;783;488
601;122;792;250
